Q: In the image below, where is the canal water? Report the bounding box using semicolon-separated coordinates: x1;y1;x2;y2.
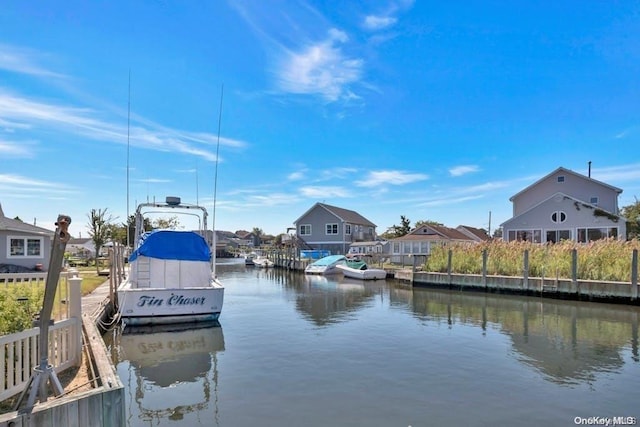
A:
104;259;640;426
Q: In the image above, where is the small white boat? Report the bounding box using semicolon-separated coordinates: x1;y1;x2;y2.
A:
244;252;256;266
117;197;224;327
335;262;387;280
304;255;348;275
253;255;274;268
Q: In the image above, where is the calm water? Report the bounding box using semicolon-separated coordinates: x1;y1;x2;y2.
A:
105;259;640;427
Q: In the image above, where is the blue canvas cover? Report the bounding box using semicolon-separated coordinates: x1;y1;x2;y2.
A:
130;230;211;262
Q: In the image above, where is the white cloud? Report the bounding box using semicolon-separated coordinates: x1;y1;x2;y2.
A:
593;164;640;183
277;28;364;102
363;15;397;31
355;170;428;187
0;91;247;163
0;140;34;157
299;185;351;198
0;174;76;197
449;165;480;177
0;44;66;78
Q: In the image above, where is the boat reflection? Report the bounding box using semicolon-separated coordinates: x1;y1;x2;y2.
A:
116;322;225;425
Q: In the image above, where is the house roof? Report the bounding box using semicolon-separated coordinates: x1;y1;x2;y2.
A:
295;202;376;227
391;224;473;241
456;225;491;241
0;203;54;236
68;237;93;245
500;192;626;227
509;166;623;201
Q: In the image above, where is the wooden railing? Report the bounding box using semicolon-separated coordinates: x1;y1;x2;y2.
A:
0;318;81;401
0;274;83;402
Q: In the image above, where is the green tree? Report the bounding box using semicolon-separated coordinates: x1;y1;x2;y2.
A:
621;197;640;239
414;219;444;228
87;208;115;272
152;216;181;230
381;215;412;239
252;227;264;246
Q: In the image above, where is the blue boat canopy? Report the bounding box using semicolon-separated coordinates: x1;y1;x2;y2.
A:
130;230;211;262
309;255;346;266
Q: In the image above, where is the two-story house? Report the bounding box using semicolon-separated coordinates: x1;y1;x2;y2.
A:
501;167;626;243
0;203;55;271
294;203;377;255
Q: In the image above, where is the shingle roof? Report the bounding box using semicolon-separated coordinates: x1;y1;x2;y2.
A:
0;204;54;235
317;203;376;227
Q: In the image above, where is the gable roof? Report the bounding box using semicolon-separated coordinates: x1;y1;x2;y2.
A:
0;203;54;236
456;225;491;241
294;202;376;227
509;167;623;201
391;224;472;241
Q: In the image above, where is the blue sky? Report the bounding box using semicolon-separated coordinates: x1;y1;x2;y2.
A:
1;1;639;238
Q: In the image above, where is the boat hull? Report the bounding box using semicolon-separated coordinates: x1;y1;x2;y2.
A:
336;264;387;280
117;282;224;327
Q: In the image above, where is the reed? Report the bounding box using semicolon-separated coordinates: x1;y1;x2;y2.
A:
425;238;640;282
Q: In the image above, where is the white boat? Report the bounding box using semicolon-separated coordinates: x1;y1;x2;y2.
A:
335;262;387;280
244;252;256;266
304;254;348;275
253;255;274;268
117;197;224;327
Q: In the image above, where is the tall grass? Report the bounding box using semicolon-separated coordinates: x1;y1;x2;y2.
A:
425;238;640;282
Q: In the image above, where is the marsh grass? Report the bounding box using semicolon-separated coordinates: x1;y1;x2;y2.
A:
425;238;640;282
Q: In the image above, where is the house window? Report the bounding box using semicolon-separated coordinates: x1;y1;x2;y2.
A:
590;197;599;206
557;176;565;183
326;224;338;235
551;211;567;224
577;227;618;243
393;242;400;254
546;230;571;243
345;224;351;235
507;229;542;243
8;236;43;258
300;224;311;236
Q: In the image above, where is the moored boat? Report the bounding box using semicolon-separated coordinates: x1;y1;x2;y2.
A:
304;254;348;275
335;261;387;280
117;197;224;327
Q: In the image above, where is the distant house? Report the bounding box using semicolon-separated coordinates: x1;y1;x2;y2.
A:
501;167;626;243
347;240;389;258
389;224;477;264
456;225;491;242
294;203;377;255
67;237;95;259
0;203;55;271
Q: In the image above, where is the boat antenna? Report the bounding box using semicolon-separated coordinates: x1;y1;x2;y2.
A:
196;157;199;206
212;84;223;276
126;69;131;249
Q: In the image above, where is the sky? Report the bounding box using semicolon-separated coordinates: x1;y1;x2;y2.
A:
1;1;640;239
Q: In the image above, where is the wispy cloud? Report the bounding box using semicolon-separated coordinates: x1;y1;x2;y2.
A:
0;90;247;162
0;140;35;157
355;170;428;188
449;165;480;177
363;15;397;31
299;185;351;198
0;173;76;198
593;163;640;183
0;44;66;78
277;28;363;102
417;194;485;207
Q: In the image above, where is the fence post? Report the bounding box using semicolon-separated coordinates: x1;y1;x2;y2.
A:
523;250;529;292
68;276;83;367
447;249;453;285
482;249;488;289
572;249;578;296
632;249;638;300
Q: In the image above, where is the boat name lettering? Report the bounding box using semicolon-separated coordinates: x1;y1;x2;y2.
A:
136;294;206;307
168;293;206;306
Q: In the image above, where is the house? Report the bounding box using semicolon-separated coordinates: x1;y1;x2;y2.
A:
456;225;491;242
66;237;95;259
294;203;377;255
389;224;477;264
347;240;389;258
501;167;626;243
0;204;55;271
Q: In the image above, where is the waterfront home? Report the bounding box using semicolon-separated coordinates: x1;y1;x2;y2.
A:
389;224;477;264
294;203;377;255
501;166;626;243
347;240;389;258
456;225;492;242
0;203;55;271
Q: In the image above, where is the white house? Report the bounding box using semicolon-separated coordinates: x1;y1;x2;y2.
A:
501;167;626;243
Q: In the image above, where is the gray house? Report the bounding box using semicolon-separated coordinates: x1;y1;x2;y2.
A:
0;204;55;271
294;203;377;255
501;167;626;243
389;224;477;264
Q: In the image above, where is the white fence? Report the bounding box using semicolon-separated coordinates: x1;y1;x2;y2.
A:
0;273;83;402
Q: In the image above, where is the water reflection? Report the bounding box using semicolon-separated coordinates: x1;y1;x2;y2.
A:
410;288;640;385
109;323;225;426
